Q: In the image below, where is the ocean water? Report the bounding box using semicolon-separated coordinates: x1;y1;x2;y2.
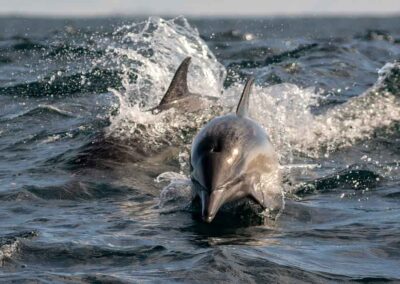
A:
0;15;399;283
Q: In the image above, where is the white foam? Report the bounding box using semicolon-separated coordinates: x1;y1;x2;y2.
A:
0;240;19;267
102;16;400;164
103;16;225;149
156;171;193;210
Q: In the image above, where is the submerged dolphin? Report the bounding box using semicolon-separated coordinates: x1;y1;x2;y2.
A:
71;57;213;170
190;78;282;223
152;57;215;113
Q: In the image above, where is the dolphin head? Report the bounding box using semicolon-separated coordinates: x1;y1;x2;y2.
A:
190;115;273;222
191;125;246;222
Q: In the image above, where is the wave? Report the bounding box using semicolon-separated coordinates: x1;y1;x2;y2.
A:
0;231;38;267
0;55;12;64
46;44;105;58
293;165;381;195
210;29;257;41
294;61;400;157
0;68;122;97
0;178;153;201
0;37;97;55
227;43;319;69
1;238;172;274
23;182;134;201
357;29;398;43
11;39;46;51
1;105;75;122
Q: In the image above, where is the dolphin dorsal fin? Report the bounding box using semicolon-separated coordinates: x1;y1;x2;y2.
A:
159;57;192;106
236;77;255;117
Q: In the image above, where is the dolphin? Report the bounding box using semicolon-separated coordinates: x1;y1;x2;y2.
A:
152;56;215;113
70;57;214;170
190;78;282;223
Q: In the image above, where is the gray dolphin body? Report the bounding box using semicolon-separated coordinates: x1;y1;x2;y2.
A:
190;78;282;223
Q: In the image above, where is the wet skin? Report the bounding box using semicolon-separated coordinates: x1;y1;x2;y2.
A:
190;114;281;223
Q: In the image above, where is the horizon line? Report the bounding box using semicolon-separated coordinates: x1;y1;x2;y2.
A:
1;12;400;19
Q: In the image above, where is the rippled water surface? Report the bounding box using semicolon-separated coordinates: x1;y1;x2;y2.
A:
0;16;400;283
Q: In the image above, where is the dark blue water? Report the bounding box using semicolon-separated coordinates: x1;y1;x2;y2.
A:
0;16;399;282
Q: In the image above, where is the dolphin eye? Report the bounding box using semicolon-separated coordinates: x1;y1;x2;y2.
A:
200;137;222;153
210;142;222;153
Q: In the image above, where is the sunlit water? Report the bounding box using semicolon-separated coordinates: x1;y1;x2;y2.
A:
0;16;399;282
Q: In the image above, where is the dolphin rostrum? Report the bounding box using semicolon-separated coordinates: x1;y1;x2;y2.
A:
190;78;282;223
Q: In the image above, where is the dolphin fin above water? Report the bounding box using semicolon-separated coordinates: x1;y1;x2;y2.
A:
153;56;216;113
159;57;193;106
236;77;255;118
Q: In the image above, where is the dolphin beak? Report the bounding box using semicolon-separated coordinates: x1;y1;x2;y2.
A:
200;189;225;223
193;154;229;223
199;190;209;219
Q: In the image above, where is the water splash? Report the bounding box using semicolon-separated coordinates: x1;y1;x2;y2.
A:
240;62;400;161
103;17;225;149
0;231;38;267
156;172;193;210
102;16;399;165
301;61;400;157
232;83;320;162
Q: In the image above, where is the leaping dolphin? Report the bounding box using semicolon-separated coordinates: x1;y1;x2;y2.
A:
190;78;282;223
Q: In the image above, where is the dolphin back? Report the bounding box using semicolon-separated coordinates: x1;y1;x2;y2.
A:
159;57;193;106
236;77;255;118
